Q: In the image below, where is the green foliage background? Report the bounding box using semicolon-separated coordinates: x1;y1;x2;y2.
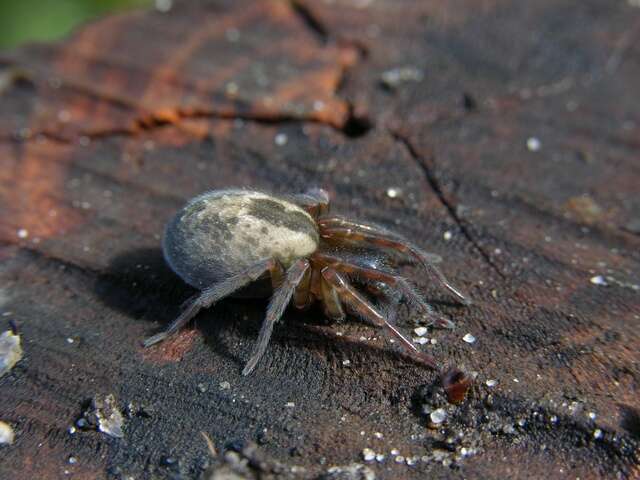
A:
0;0;153;49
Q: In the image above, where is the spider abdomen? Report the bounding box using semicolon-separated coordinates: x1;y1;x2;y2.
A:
163;190;319;289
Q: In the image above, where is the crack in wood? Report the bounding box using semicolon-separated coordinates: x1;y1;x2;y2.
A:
390;129;506;279
1;103;374;145
290;0;329;45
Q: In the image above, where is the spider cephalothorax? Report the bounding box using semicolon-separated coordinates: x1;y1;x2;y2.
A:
144;188;470;377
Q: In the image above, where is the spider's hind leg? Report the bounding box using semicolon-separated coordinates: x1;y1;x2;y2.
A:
143;258;283;347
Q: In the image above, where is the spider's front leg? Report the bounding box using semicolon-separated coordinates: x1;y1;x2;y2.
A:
318;217;471;306
143;258;284;347
313;253;455;329
321;266;439;370
242;258;310;375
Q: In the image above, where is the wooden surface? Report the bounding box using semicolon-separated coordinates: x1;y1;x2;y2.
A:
1;0;639;478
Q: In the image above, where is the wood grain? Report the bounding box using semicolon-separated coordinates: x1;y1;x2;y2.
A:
0;1;638;478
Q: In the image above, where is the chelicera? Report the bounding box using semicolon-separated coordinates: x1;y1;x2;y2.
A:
144;188;470;377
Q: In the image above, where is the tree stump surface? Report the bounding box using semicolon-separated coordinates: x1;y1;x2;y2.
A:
1;1;639;478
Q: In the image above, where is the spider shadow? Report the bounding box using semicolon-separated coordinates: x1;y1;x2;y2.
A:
619;404;640;440
94;248;461;374
94;247;259;364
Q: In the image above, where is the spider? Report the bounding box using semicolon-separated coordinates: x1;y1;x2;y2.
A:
144;188;471;377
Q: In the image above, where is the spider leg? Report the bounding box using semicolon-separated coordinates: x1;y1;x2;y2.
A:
321;266;439;370
319;273;345;320
143;258;284;347
318;216;442;263
318;217;470;305
243;259;310;375
293;266;312;309
313;253;455;329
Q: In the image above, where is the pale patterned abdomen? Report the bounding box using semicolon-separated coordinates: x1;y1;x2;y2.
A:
163;190;319;289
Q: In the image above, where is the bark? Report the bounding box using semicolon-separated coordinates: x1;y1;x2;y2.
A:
0;1;639;478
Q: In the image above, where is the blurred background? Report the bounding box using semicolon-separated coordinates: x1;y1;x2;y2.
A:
0;0;153;49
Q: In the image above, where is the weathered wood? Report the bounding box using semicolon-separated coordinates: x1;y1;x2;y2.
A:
0;0;639;478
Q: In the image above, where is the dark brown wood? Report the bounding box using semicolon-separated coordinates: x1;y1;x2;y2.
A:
1;1;639;478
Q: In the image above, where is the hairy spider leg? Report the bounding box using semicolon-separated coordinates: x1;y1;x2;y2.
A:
293;266;312;310
243;259;310;375
317;216;442;263
312;253;455;329
318;218;470;306
143;258;284;347
320;273;346;320
321;267;439;370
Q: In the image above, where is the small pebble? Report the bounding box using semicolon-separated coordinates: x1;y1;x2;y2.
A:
274;133;288;146
93;394;124;438
313;100;325;111
197;383;207;393
414;327;428;336
17;229;28;239
526;137;541;151
0;421;14;444
225;82;238;95
430;338;437;345
373;432;383;439
375;453;385;462
68;426;76;434
0;330;22;377
68;456;78;465
58;110;71;122
75;418;88;429
394;455;405;464
160;456;177;466
593;429;603;439
386;187;401;198
155;0;172;12
380;66;424;89
430;408;447;425
590;275;607;286
443;231;452;241
485;379;498;387
390;449;399;455
462;333;476;344
285;402;295;408
588;412;597;420
413;337;428;345
219;381;231;390
342;359;351;366
225;28;240;42
362;448;376;462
